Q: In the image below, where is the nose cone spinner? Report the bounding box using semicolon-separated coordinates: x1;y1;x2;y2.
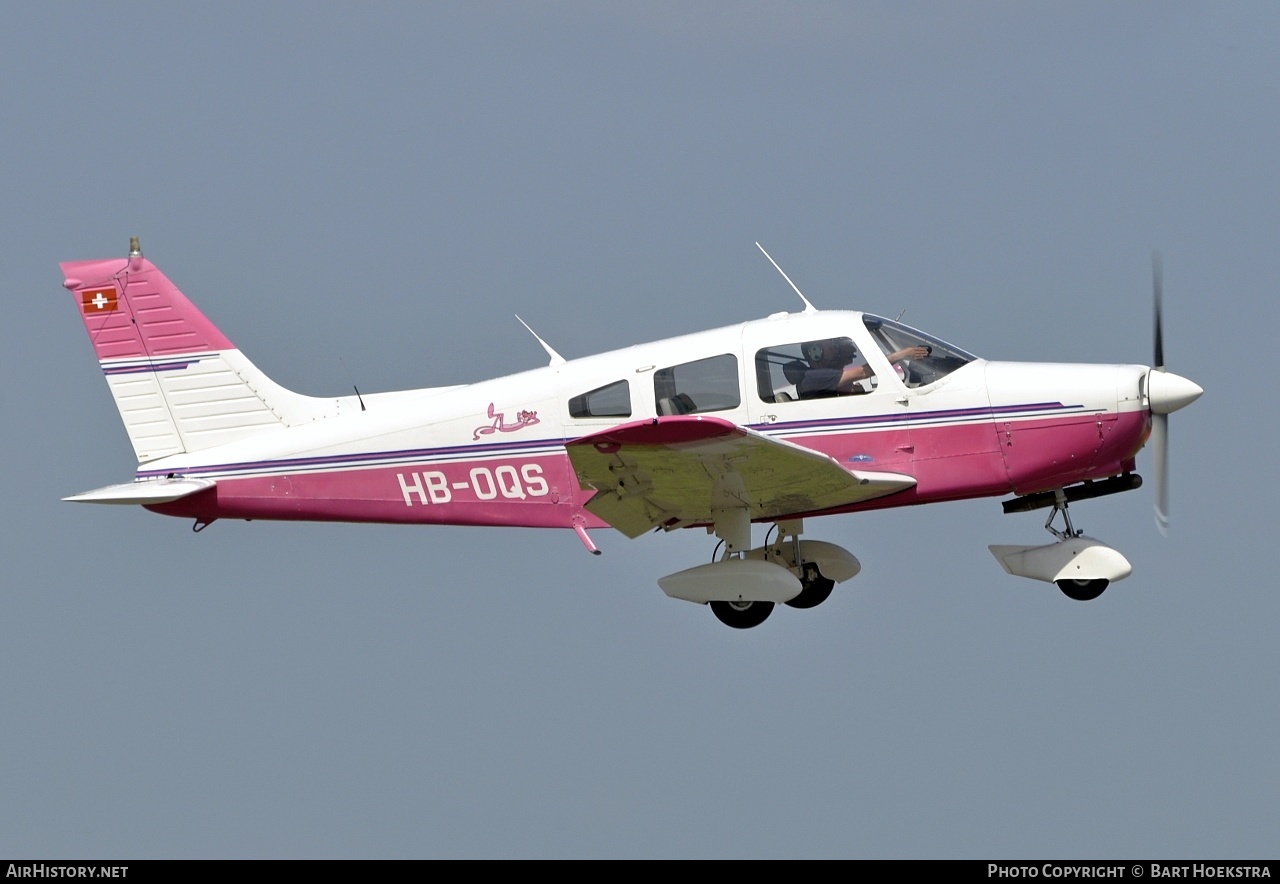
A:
1147;369;1204;415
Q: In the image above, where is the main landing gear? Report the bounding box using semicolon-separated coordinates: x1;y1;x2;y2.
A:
707;554;840;629
788;562;836;609
709;599;775;630
989;490;1133;601
658;517;860;629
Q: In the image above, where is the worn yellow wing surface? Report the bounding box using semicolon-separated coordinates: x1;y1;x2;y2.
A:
566;416;916;538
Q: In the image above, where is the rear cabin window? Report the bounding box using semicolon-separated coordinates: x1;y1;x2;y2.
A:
569;380;631;418
654;354;740;415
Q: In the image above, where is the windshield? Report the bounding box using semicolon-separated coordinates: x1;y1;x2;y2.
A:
862;315;976;387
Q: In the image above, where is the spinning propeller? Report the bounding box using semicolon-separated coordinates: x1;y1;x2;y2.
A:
1145;253;1204;535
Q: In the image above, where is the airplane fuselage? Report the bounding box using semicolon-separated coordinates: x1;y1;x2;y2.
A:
135;310;1150;530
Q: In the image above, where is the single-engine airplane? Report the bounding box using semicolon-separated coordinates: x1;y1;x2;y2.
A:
58;239;1202;628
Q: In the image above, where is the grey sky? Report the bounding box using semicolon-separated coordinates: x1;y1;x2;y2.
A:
2;2;1276;858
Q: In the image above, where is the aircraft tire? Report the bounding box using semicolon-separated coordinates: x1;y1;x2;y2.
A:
785;564;835;609
1055;578;1109;601
709;600;774;629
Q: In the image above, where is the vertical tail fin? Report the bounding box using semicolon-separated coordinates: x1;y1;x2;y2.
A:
60;240;340;464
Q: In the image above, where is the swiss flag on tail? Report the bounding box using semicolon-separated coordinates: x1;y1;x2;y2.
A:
81;287;118;314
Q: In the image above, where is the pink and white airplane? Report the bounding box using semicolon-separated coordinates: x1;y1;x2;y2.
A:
58;238;1202;628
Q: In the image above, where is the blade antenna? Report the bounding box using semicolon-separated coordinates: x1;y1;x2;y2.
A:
338;356;366;411
756;242;817;313
515;315;566;366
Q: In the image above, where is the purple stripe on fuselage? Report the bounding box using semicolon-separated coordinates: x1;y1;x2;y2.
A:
135;437;569;479
752;401;1090;434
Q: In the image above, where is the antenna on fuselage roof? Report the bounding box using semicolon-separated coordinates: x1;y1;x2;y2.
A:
515;315;566;366
755;242;817;313
338;357;366;411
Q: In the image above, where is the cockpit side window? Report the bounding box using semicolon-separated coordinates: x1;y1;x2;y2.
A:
755;337;872;401
569;379;631;418
654;354;740;415
862;316;976;388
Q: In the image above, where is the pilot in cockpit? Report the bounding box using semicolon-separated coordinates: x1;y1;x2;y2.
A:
789;337;930;398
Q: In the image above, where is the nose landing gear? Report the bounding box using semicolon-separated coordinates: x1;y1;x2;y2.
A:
990;491;1133;601
1056;578;1110;602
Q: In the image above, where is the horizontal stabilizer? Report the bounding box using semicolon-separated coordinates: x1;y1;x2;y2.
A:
63;477;216;506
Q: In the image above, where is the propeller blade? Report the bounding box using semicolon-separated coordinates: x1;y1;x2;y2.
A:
1152;251;1164;371
1152;412;1169;536
1148;250;1182;534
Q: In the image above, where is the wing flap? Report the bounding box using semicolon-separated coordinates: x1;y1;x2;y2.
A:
566;416;915;537
63;477;216;505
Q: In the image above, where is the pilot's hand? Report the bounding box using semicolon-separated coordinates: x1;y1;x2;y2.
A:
893;346;930;361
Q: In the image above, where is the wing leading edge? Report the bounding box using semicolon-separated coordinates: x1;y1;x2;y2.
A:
566;416;915;538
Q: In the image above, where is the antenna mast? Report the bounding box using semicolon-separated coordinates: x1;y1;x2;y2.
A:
755;242;817;313
515;315;566;366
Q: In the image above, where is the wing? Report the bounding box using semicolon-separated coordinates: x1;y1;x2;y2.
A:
566;416;915;538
